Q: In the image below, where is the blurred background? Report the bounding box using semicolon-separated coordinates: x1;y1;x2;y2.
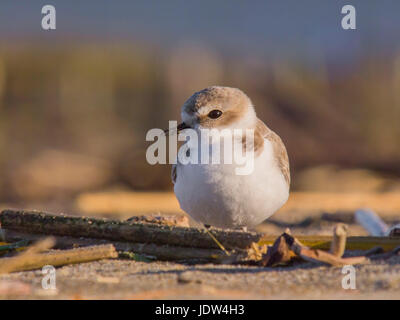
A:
0;1;399;221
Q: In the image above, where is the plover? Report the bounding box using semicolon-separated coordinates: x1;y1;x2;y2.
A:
170;86;290;229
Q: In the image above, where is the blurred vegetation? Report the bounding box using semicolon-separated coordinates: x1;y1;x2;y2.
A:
0;44;399;202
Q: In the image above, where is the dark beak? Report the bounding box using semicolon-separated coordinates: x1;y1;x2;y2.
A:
164;122;191;135
177;122;191;131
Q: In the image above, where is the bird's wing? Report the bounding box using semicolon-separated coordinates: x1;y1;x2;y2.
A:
171;141;191;185
171;163;177;184
255;118;291;186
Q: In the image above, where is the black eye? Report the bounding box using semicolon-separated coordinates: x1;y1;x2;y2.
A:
208;110;222;119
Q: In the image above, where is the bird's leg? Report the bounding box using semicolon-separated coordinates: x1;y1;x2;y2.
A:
203;224;230;256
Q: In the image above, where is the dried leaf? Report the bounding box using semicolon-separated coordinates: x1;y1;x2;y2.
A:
261;233;296;267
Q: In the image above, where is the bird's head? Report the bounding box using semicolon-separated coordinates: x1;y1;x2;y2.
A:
174;86;256;134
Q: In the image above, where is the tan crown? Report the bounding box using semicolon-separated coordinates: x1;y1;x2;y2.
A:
181;86;252;129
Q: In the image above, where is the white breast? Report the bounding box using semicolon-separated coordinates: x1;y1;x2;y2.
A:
173;138;289;228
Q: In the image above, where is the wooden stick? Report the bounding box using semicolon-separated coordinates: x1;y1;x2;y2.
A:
0;243;118;274
283;233;368;267
0;239;29;252
0;237;56;274
0;209;260;250
261;232;368;267
2;230;239;262
125;214;189;227
24;237;55;255
2;210;399;252
259;235;400;251
294;246;368;267
330;224;347;257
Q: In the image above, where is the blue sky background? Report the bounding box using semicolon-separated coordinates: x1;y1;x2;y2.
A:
0;1;399;62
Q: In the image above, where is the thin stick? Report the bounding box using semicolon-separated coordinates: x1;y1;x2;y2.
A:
0;239;29;252
24;237;56;255
0;244;117;274
330;224;348;257
0;237;56;274
295;246;367;267
203;226;231;256
259;235;400;251
283;233;368;267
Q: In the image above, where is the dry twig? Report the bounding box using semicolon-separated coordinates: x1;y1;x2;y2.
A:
2;230;238;262
0;237;56;274
284;233;368;267
330;223;348;257
0;209;260;250
0;242;117;274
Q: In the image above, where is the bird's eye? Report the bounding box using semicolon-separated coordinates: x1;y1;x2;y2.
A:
208;110;222;119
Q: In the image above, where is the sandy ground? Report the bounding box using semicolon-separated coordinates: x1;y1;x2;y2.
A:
1;255;400;299
1;191;400;300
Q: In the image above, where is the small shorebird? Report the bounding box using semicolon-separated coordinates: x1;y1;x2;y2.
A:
170;86;290;229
